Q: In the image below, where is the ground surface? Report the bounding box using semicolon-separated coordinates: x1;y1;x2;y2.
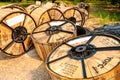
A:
0;49;51;80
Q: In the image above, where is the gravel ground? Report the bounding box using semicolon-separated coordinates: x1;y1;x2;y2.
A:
0;49;51;80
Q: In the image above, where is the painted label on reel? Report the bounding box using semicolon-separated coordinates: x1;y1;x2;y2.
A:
6;14;25;27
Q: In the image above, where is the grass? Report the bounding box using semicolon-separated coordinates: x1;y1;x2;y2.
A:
0;1;119;24
0;1;34;7
89;3;120;24
0;2;12;6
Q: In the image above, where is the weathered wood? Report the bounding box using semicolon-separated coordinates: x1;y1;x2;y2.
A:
27;2;58;25
32;20;76;61
0;6;37;56
46;35;120;80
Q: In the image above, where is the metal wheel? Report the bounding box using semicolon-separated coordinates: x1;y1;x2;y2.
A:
0;11;37;57
38;8;65;25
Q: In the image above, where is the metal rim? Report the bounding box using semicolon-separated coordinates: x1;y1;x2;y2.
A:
46;34;120;79
63;7;85;27
0;11;37;57
38;8;65;25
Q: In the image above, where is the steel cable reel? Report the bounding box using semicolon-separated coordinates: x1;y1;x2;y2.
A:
0;11;37;57
38;8;65;25
46;34;120;80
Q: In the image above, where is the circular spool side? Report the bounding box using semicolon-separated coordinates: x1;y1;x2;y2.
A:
0;11;37;57
32;20;77;61
38;8;65;25
46;34;120;80
63;7;85;27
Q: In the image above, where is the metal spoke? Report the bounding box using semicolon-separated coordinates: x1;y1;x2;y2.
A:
73;9;76;17
60;30;73;34
2;22;13;30
3;40;14;51
22;14;27;26
86;35;96;45
26;33;31;35
22;42;26;52
47;54;68;64
47;35;52;43
59;21;68;27
64;43;74;48
80;53;87;78
93;46;120;51
58;14;63;20
47;22;51;27
47;11;52;20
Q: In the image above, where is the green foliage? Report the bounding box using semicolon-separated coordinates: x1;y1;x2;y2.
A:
93;10;120;24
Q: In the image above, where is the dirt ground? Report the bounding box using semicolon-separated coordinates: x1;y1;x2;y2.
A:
0;49;51;80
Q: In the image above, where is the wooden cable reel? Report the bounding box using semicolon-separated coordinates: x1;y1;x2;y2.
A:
1;4;27;12
31;20;77;61
63;7;85;27
38;8;65;25
46;34;120;80
28;2;58;25
0;11;37;57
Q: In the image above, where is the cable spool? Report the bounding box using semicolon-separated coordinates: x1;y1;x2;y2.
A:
31;20;77;61
28;2;58;25
46;34;120;80
38;8;65;25
63;7;85;27
1;4;27;12
0;11;37;57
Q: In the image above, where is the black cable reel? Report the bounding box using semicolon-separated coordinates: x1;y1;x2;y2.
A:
0;11;37;57
46;34;120;79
